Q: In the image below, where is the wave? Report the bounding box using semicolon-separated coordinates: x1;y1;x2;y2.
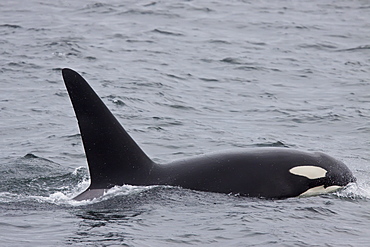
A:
1;154;368;208
338;45;370;52
335;182;370;201
1;180;368;209
0;181;159;207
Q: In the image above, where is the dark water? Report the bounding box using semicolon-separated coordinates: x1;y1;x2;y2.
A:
1;0;370;246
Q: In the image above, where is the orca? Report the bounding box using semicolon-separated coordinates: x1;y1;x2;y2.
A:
61;68;356;201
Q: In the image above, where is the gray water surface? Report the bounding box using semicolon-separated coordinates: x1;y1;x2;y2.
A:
1;1;370;246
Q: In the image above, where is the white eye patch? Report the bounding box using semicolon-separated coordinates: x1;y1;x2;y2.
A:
289;166;327;179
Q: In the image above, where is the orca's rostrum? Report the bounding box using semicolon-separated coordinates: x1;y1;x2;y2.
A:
61;68;355;201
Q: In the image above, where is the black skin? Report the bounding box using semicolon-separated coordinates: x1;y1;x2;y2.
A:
62;68;356;201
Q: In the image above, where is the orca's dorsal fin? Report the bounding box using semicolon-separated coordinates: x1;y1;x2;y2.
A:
62;68;154;190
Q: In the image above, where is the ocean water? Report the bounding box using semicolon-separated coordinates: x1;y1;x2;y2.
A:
1;0;370;246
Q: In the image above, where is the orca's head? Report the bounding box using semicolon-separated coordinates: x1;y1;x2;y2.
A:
317;152;356;187
288;152;356;196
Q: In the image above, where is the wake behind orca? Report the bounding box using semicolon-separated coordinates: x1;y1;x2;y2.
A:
61;68;355;201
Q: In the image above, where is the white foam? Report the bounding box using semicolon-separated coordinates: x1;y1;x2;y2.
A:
335;182;370;200
102;184;157;199
0;185;153;206
72;166;86;176
0;192;23;203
